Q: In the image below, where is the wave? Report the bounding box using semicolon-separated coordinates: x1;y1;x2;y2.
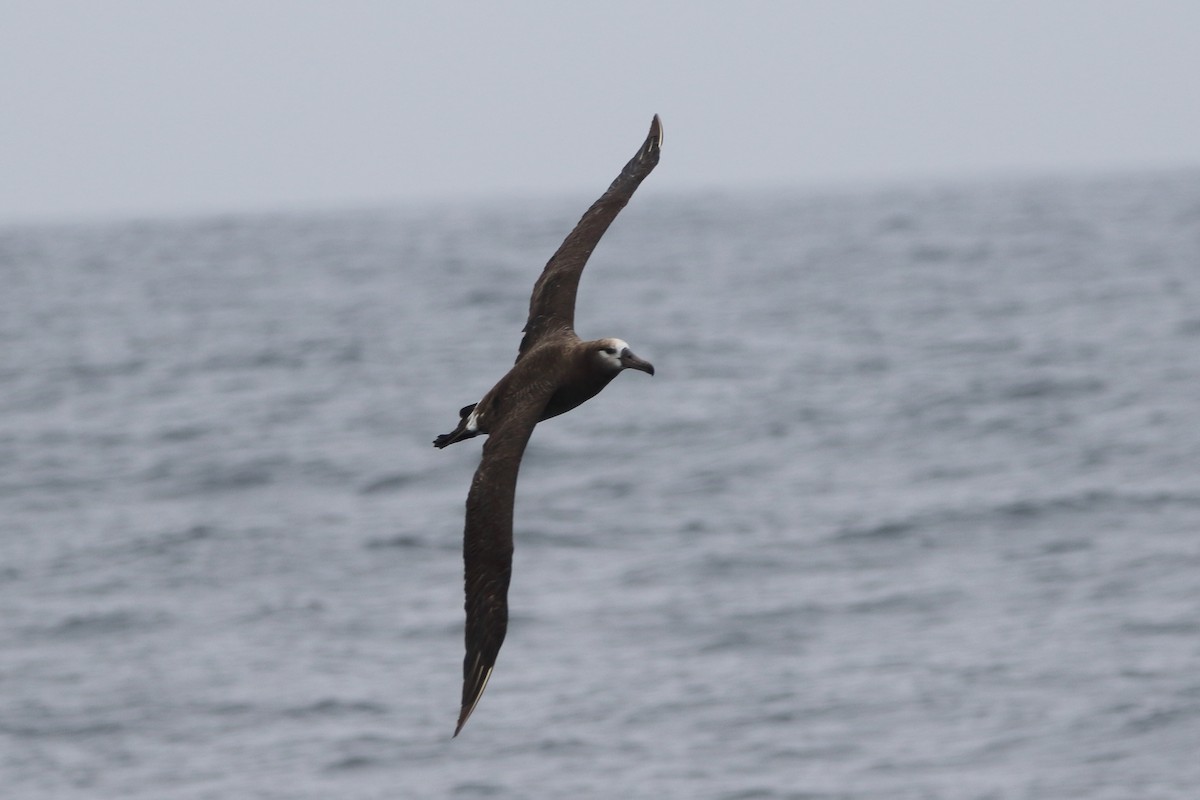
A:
31;609;171;640
833;487;1200;543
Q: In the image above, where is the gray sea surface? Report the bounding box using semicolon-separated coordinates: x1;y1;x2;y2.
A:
2;172;1200;799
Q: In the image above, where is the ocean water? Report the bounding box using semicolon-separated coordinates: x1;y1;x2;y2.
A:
2;172;1199;799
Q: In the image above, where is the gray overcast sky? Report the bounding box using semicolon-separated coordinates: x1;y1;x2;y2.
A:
2;1;1199;223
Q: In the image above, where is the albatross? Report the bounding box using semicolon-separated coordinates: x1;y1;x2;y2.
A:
435;115;663;736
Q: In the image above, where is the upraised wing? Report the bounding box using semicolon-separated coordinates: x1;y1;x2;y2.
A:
516;115;663;359
453;393;546;736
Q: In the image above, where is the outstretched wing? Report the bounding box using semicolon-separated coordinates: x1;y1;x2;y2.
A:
517;114;663;360
454;393;547;736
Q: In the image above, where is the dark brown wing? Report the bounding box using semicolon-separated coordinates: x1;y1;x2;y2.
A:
453;390;548;736
516;115;663;360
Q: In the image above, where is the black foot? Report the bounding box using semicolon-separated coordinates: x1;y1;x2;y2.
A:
434;428;479;449
435;403;480;448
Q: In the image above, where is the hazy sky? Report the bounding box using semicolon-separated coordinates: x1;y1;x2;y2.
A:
3;1;1199;223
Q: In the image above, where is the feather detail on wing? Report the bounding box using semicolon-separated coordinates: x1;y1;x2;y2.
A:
454;393;547;736
517;115;663;361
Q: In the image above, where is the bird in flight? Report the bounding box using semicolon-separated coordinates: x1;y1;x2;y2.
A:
435;115;663;736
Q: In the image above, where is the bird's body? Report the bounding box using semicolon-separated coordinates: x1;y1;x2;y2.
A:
435;115;663;736
434;332;650;448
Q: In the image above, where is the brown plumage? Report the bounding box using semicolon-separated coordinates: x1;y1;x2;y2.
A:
435;115;663;736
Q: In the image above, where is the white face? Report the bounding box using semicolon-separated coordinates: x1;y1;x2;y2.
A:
596;338;629;371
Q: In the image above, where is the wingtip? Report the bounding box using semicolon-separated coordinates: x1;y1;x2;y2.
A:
452;702;477;739
453;707;469;738
649;114;663;148
453;664;494;738
452;697;475;737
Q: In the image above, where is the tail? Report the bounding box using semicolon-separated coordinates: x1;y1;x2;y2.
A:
433;404;479;449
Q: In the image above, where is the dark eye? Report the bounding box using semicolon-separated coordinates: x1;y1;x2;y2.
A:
602;347;617;355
